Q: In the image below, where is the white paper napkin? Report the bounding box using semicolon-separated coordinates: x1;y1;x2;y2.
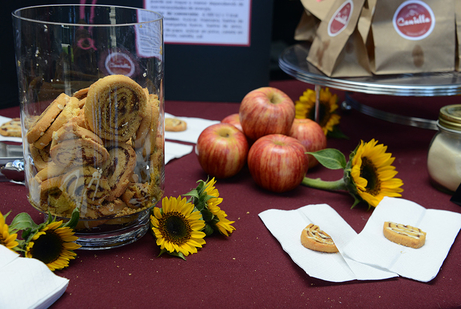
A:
165;141;193;164
165;113;220;144
343;197;461;282
0;245;69;309
259;204;397;282
0;116;22;143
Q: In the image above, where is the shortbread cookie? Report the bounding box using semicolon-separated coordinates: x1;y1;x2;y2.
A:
103;143;137;200
33;96;80;149
383;222;426;249
84;75;146;142
0;118;21;137
301;223;338;253
165;117;187;132
26;93;70;144
49;122;109;167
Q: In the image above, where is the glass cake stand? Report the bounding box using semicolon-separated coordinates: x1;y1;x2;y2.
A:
278;43;461;130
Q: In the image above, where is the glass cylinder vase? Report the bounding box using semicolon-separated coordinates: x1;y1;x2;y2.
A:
13;4;164;249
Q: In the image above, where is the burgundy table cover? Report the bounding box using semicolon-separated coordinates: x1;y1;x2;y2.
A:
1;79;460;308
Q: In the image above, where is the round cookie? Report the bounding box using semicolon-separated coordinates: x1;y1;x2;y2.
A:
0;118;21;137
383;221;426;249
30;143;52;171
165;117;187;132
73;87;89;100
84;75;147;142
301;223;338;253
50;122;110;168
33;96;80;149
60;166;111;207
103;142;137;201
26;93;70;144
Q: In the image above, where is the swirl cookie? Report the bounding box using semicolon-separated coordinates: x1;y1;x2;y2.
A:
134;93;159;149
0;118;21;137
301;223;338;253
104;143;137;200
30;144;52;171
383;222;426;249
84;75;147;142
49;122;110;167
26;93;70;144
165;117;187;132
60;166;111;208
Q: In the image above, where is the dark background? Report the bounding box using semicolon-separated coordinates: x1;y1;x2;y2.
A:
1;0;304;108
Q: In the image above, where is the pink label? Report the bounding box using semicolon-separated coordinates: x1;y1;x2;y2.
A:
328;1;353;37
104;52;135;77
393;1;435;40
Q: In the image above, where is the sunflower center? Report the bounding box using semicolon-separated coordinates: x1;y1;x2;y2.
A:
308;102;330;127
360;157;381;195
160;212;191;244
30;231;64;264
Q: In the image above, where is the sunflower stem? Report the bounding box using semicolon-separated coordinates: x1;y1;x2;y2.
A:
302;177;347;192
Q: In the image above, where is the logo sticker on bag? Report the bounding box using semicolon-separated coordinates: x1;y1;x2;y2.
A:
328;0;354;37
393;0;435;40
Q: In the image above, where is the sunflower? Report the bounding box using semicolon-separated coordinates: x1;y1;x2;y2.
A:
203;178;236;236
349;139;404;207
302;139;404;209
151;196;206;259
25;221;81;271
0;211;19;251
295;87;341;135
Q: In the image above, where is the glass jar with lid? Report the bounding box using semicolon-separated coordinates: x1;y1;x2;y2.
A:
427;104;461;193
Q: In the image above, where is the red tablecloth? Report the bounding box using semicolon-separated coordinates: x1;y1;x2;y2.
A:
1;79;461;308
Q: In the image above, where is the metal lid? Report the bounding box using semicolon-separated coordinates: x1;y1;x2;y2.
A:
439;105;461;131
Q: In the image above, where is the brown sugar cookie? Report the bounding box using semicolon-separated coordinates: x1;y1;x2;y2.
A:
0;118;21;137
301;223;338;253
103;143;137;200
165;117;187;132
84;75;146;142
49;122;109;168
33;96;80;149
383;222;426;249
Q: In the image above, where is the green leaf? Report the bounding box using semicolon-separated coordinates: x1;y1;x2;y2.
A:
327;125;349;139
307;148;347;170
62;208;80;229
158;248;186;260
9;212;38;232
204;224;215;236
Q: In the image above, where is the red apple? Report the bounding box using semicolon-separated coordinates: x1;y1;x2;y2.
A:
239;87;295;141
221;113;242;131
247;134;309;193
196;123;249;178
289;118;327;168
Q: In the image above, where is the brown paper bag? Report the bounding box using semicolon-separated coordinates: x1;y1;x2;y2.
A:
300;0;338;21
307;0;372;77
371;0;455;75
294;10;320;42
455;0;461;71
